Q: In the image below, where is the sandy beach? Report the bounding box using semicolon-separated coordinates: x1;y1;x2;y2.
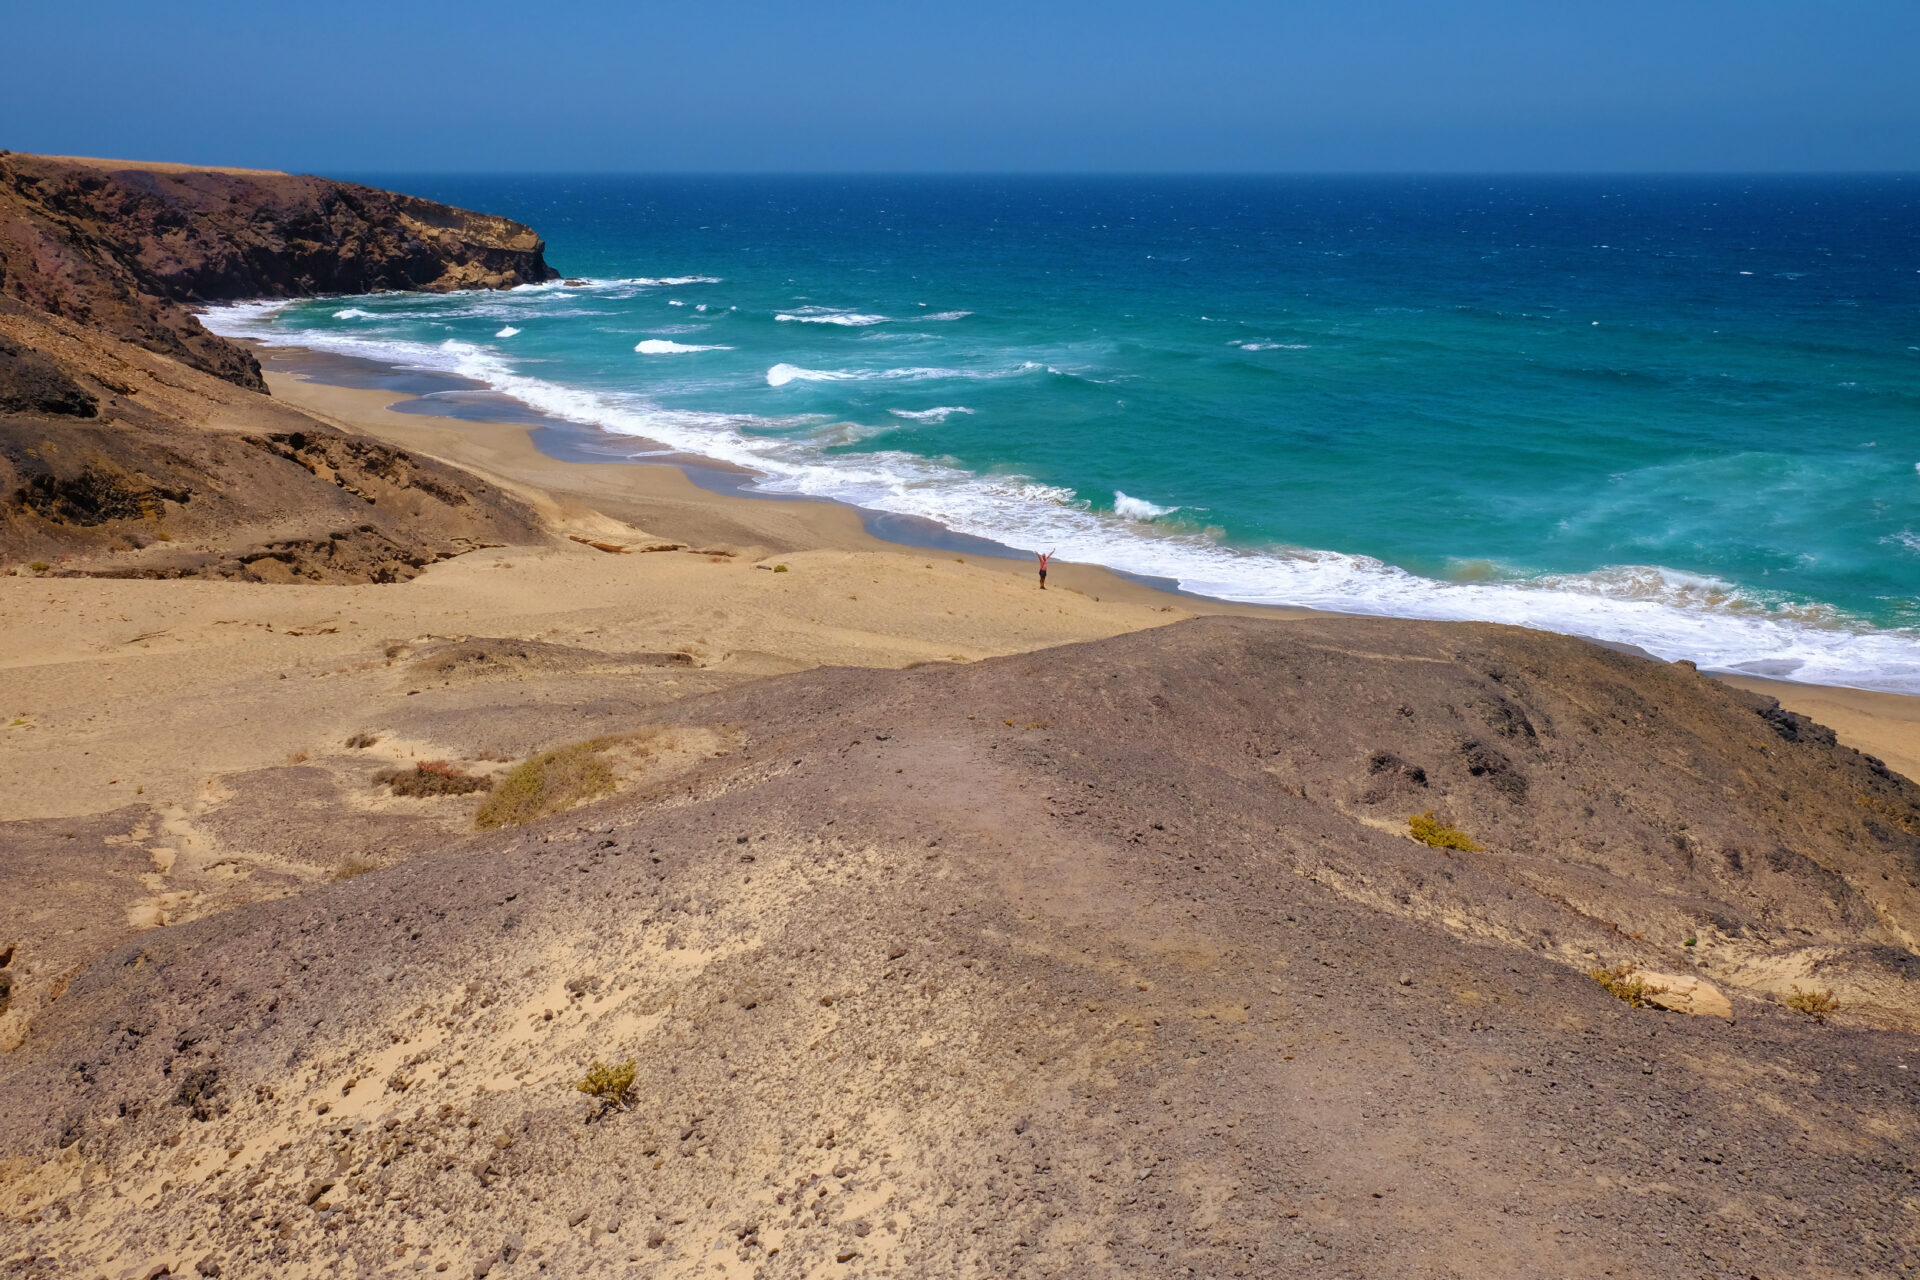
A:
0;350;1220;826
254;351;1920;787
7;343;1917;832
239;347;1920;772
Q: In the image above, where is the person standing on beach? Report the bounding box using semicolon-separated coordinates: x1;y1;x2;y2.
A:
1036;548;1052;589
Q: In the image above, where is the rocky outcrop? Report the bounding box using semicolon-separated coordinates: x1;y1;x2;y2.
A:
0;152;558;392
0;299;542;579
0;152;558;579
0;334;96;417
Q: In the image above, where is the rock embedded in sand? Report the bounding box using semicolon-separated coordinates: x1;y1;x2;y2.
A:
1635;971;1734;1019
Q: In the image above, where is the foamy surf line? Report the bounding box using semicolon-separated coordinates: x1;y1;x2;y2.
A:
204;300;1920;694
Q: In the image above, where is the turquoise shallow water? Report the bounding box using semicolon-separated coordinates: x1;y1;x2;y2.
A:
205;176;1920;690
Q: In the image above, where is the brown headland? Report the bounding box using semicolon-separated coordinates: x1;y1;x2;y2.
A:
2;155;1917;1280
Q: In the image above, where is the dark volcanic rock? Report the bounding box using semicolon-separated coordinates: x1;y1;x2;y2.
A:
0;153;559;391
0;334;96;417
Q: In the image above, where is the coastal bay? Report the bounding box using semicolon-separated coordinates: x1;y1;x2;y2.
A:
6;157;1920;1279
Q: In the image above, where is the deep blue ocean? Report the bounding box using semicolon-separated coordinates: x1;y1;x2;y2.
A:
205;176;1920;690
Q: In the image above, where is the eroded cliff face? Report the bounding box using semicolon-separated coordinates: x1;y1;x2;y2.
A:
0;155;557;576
0;153;558;392
0;296;544;580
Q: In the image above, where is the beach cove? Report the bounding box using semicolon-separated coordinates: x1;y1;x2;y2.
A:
9;156;1920;1279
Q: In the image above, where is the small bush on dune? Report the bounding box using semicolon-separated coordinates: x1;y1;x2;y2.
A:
1590;964;1665;1009
1409;810;1481;851
475;739;617;829
576;1058;636;1109
1786;986;1840;1023
377;760;491;798
332;855;381;881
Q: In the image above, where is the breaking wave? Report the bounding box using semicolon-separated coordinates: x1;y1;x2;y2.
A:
776;307;889;326
767;363;1039;388
1114;491;1180;520
636;339;731;354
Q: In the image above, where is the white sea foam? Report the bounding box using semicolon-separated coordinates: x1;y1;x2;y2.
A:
371;298;609;322
768;363;1036;388
767;363;854;386
199;298;1920;694
333;308;376;320
889;406;976;423
776;307;890;326
501;275;719;296
496;326;521;338
1114;491;1180;520
923;311;972;321
636;339;731;354
1233;340;1310;351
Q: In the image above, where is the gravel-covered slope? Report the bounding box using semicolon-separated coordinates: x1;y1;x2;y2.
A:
3;616;1917;1279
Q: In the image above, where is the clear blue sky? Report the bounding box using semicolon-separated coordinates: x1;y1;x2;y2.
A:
7;0;1916;172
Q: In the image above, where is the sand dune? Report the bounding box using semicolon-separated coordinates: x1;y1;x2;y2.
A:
6;615;1920;1277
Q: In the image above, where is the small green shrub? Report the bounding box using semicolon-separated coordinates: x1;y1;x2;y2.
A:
378;760;490;798
576;1058;636;1108
332;855;381;881
1786;986;1840;1023
1590;964;1665;1009
475;739;616;829
1409;810;1481;852
29;562;49;573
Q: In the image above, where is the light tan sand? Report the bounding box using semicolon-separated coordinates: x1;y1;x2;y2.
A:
1719;674;1920;784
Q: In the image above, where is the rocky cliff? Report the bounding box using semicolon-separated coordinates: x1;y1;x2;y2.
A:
0;298;544;580
0;153;558;392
